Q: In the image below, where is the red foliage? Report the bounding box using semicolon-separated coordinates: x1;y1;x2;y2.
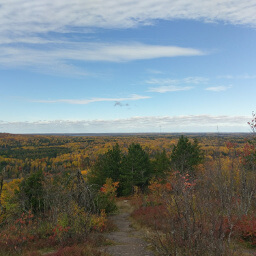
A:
131;205;168;231
247;112;256;133
46;244;102;256
221;215;256;246
235;215;256;246
226;141;237;150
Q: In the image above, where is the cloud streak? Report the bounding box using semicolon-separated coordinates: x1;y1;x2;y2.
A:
0;43;204;64
0;115;250;133
33;94;150;105
218;74;256;79
146;77;208;85
0;43;205;75
148;85;193;93
205;85;232;92
147;76;208;93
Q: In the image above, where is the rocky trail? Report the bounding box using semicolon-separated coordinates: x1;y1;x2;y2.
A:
101;200;155;256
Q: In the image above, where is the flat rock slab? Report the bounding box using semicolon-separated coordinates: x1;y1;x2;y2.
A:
101;201;155;256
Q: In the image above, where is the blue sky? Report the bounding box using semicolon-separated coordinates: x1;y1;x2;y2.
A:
0;0;256;133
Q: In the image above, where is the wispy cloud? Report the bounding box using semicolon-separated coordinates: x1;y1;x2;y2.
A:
146;76;208;93
205;85;232;92
146;69;164;74
0;115;250;133
218;74;256;79
146;77;208;85
148;85;193;93
33;94;150;105
0;0;255;73
238;75;256;79
1;0;255;38
0;43;204;74
0;44;204;63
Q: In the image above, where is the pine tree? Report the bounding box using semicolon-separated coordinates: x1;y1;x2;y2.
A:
19;170;44;213
121;143;152;195
88;143;123;187
152;149;170;179
170;135;203;176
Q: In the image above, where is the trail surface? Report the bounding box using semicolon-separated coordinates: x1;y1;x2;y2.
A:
102;200;155;256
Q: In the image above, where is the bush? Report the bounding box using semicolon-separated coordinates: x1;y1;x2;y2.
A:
45;244;103;256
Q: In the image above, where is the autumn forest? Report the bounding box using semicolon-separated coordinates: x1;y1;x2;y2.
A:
1;120;256;255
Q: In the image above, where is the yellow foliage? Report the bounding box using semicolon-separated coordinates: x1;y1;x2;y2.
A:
148;178;172;197
81;170;88;176
90;209;107;232
0;178;23;220
1;178;22;207
100;178;119;198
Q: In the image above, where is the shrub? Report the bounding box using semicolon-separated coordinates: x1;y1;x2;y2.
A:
45;244;104;256
96;178;118;213
234;215;256;247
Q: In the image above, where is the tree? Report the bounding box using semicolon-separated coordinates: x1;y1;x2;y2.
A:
248;111;256;133
19;170;44;213
170;135;203;176
121;143;152;195
152;149;170;179
242;112;256;171
0;173;3;210
88;143;123;187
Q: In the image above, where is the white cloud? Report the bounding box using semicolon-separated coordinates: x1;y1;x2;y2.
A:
146;76;207;93
0;43;204;74
146;77;208;85
205;85;232;92
0;0;255;73
148;85;193;93
0;0;255;39
0;115;250;133
218;74;256;79
33;94;150;104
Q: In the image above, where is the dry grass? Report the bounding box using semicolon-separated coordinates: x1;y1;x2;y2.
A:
115;198;135;214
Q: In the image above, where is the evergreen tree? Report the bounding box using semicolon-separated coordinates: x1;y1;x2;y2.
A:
121;143;152;195
170;135;203;176
19;170;44;213
88;143;123;187
152;149;170;179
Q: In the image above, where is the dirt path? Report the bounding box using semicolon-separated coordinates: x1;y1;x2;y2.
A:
101;200;155;256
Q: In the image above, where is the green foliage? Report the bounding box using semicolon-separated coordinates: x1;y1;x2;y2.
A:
0;178;23;221
88;143;123;187
96;178;118;213
2;132;256;254
170;135;203;176
19;170;44;213
0;147;71;160
120;143;152;196
89;143;153;196
152;149;170;179
96;193;117;214
0;170;111;254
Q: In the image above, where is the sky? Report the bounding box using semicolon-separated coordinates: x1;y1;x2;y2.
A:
0;0;256;133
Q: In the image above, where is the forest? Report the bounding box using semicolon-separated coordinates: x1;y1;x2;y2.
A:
0;122;256;255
